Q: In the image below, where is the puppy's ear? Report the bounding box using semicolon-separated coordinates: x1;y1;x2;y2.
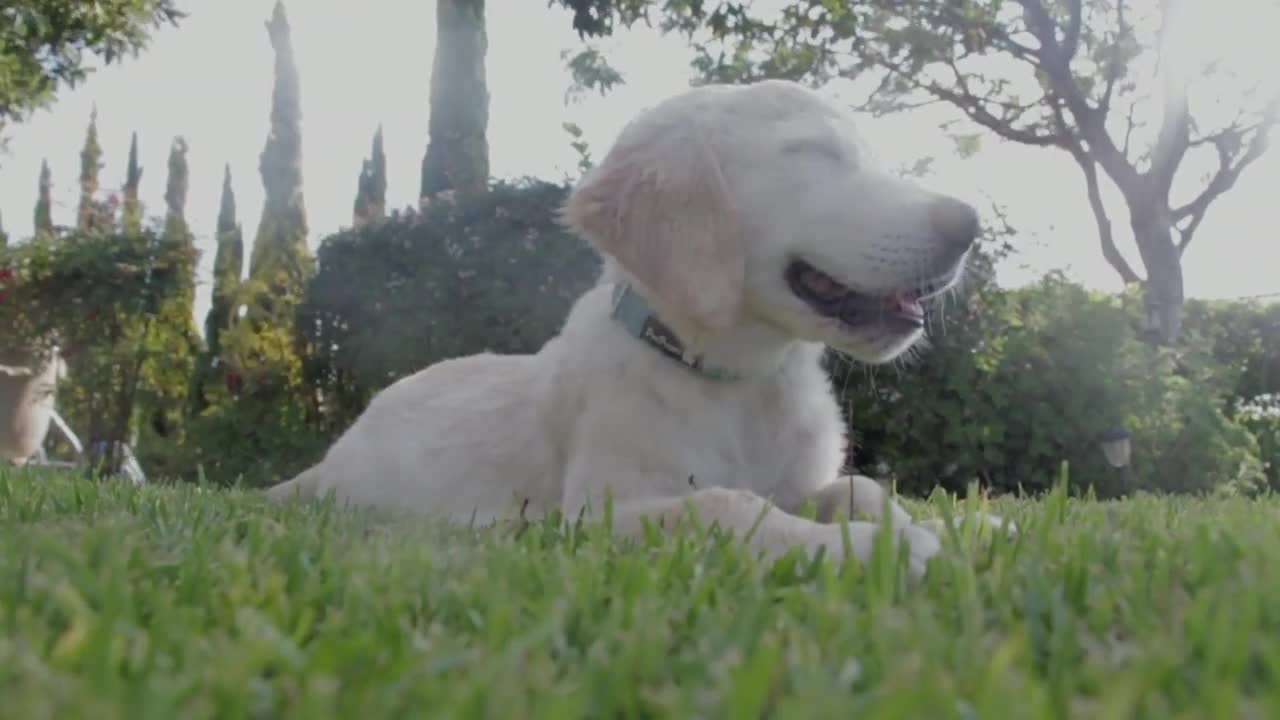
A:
563;118;745;333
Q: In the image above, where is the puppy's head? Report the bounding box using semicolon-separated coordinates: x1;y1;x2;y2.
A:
563;79;979;365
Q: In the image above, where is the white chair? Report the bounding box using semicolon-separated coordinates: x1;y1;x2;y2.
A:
2;348;146;484
0;349;63;466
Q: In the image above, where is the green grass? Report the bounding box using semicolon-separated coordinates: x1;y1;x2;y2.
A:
2;467;1280;719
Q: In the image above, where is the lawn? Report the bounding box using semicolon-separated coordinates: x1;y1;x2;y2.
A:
2;467;1279;719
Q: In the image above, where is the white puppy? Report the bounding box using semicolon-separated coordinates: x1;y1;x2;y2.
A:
268;79;997;578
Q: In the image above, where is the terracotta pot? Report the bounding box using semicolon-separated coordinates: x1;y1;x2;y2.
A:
0;347;64;465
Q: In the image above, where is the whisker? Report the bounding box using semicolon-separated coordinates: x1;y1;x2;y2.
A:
834;349;856;399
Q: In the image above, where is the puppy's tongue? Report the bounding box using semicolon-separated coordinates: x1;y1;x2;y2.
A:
884;293;925;323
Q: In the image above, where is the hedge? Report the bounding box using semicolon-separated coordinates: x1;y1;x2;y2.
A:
297;179;601;438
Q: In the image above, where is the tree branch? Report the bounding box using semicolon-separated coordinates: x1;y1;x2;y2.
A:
1099;1;1130;119
1120;100;1140;159
852;50;1062;146
1076;149;1143;283
1018;0;1140;189
856;66;948;116
1048;95;1142;283
1187;111;1261;148
1173;206;1207;255
1146;0;1193;197
1172;98;1280;255
936;56;1061;145
1060;0;1084;60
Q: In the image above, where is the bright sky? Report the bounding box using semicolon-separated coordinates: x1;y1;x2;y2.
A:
1;0;1277;329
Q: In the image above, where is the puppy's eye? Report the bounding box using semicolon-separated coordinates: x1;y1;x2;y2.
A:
781;139;844;165
783;139;844;166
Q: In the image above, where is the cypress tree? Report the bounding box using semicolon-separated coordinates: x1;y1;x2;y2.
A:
222;0;313;428
248;0;310;295
207;164;244;358
164;137;190;235
138;135;199;455
78;107;104;231
369;125;387;218
198;1;317;477
353;125;386;227
353;161;369;227
421;0;489;200
122;132;143;235
34;159;53;239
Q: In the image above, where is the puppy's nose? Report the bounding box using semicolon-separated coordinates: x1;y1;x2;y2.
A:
929;196;980;254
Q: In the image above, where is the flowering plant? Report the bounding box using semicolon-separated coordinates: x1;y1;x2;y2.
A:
0;228;197;462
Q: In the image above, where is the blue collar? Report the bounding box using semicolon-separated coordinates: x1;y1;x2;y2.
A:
609;283;741;381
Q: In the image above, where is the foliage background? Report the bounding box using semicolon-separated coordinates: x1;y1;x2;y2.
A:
4;0;1278;497
5;181;1279;496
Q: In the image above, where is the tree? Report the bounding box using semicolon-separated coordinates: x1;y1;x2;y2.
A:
206;164;244;361
0;1;184;147
219;0;312;417
163;137;189;234
0;210;7;247
34;160;54;239
190;164;244;419
78;108;104;231
139;135;199;450
421;0;490;199
353;125;387;228
198;0;321;483
557;0;1280;343
248;1;310;296
122;132;144;235
191;5;321;485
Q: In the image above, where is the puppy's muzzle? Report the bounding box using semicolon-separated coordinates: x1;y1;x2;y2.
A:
928;196;980;266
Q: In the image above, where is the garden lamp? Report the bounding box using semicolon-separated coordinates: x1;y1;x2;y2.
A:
1097;426;1133;469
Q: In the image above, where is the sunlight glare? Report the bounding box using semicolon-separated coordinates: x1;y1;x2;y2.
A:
1163;0;1280;99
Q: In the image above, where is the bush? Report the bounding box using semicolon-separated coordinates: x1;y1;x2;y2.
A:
0;229;197;471
184;269;325;488
185;377;322;488
297;179;600;437
836;271;1265;498
1183;299;1280;403
1237;394;1280;491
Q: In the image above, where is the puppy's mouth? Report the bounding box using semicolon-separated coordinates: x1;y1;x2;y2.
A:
785;259;952;331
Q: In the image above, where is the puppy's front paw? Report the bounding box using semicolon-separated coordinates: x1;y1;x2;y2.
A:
899;523;942;581
827;521;941;582
920;511;1018;539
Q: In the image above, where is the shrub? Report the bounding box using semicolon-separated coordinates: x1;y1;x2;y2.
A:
297;179;600;437
0;228;197;471
836;272;1265;498
183;270;325;488
185;373;321;489
1183;299;1280;404
1237;394;1280;491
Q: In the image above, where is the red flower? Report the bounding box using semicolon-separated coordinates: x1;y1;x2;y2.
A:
224;369;244;393
0;267;11;283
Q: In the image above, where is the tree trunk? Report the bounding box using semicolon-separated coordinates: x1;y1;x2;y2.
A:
1127;197;1185;343
421;0;489;201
